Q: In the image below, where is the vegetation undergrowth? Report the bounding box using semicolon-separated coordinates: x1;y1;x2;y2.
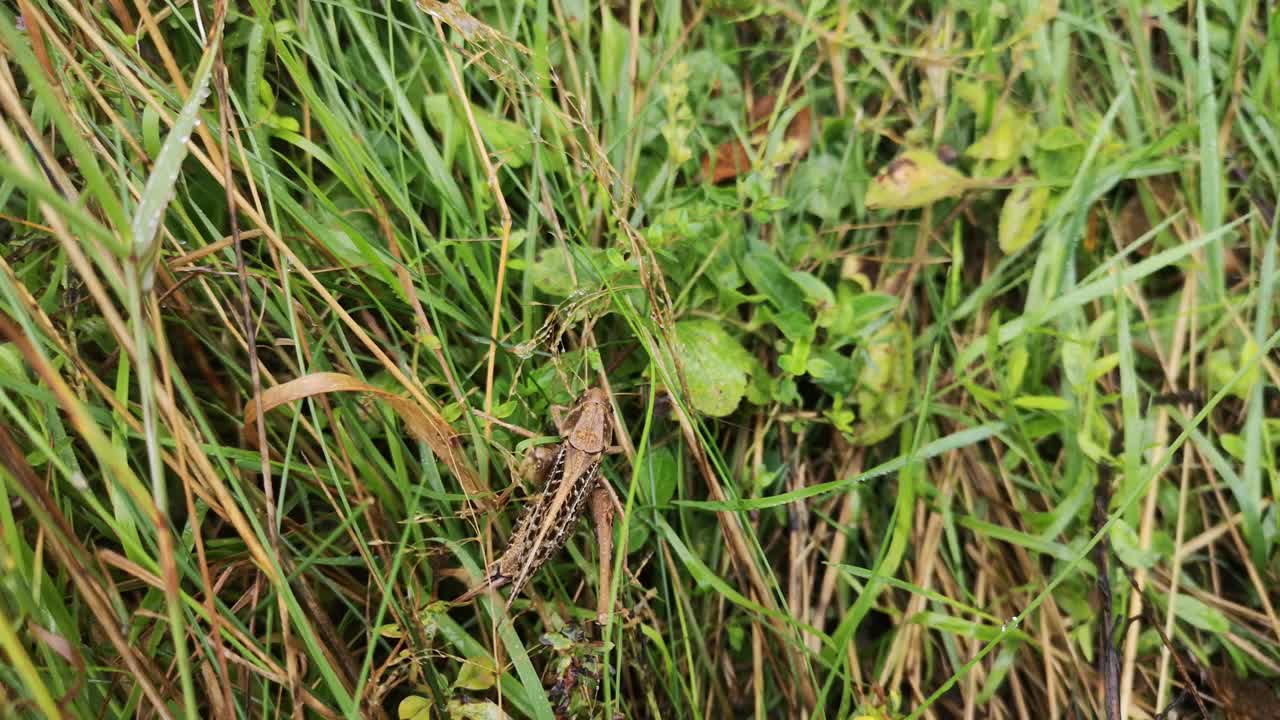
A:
1;1;1278;718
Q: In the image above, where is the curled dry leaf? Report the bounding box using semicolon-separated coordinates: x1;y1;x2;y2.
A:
701;96;813;183
242;372;481;498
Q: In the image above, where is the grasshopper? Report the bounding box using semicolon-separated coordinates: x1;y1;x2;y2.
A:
458;388;615;611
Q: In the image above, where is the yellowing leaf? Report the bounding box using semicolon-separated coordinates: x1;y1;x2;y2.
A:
998;186;1051;254
447;700;512;720
865;150;968;209
1207;337;1262;400
852;322;914;445
400;695;433;720
453;656;497;691
966;104;1038;166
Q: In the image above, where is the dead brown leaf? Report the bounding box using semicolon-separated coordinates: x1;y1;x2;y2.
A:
243;372;481;498
1113;175;1180;251
701;97;813;184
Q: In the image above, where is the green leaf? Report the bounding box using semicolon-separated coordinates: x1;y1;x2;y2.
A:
447;700;512;720
1171;594;1230;634
998;186;1051;254
778;337;811;376
422;94;562;173
471;111;538;169
865;150;969;209
671;319;755;417
528;246;603;297
966;103;1038;176
827;286;896;346
454;656;498;691
1110;519;1159;569
1087;353;1121;383
760;307;815;343
1005;343;1030;392
1012;395;1071;412
955;79;988;113
1206;339;1260;401
636;447;677;506
400;695;432;720
977;644;1020;703
791;154;849;220
740;251;807;315
1220;433;1244;461
788;270;836;309
1032;126;1086;184
852;322;914;445
0;343;24;380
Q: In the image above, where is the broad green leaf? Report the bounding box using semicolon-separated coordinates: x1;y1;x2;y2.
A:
792;154;849;219
0;343;23;379
909;611;1014;642
865;150;969;209
852;322;914;444
778;337;811;376
1220;433;1244;461
1110;519;1159;569
400;695;432;720
1032;126;1086;184
760;307;815;343
528;246;603;297
454;655;498;691
740;251;807;315
966;103;1038;176
998;186;1051;254
788;269;836;308
636;447;677;506
958;516;1075;561
955;79;988;114
671;319;755;417
827;285;896;346
1171;594;1230;634
1207;338;1261;400
422;94;562;173
447;700;512;720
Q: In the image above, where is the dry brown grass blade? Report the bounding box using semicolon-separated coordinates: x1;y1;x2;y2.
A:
0;422;174;718
241;371;482;499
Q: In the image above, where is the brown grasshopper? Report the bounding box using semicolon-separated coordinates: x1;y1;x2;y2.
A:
457;388;615;612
